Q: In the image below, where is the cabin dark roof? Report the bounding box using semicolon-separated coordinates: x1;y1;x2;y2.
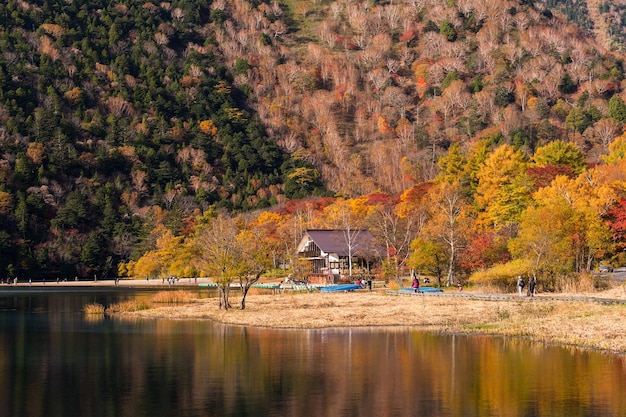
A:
302;230;381;257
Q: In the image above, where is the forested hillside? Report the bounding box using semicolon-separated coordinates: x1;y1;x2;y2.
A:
0;0;327;280
595;0;626;50
2;0;626;281
230;0;626;195
542;0;626;51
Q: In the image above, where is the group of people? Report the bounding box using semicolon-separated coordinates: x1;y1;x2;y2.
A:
163;276;183;285
355;277;373;291
516;275;537;297
409;271;536;296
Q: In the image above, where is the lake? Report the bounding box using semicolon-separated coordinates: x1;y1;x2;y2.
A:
1;289;625;417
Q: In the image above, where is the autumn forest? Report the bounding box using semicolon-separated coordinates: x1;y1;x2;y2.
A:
1;0;626;288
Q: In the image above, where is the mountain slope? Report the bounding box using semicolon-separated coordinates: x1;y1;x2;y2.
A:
1;0;626;279
214;0;626;196
0;0;326;279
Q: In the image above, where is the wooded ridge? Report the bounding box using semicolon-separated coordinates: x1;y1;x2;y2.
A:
1;0;626;281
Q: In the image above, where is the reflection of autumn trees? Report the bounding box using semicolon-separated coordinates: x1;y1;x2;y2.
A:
5;320;624;417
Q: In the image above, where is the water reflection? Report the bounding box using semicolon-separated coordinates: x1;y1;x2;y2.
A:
0;292;625;417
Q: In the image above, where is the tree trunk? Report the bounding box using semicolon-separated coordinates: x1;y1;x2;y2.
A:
240;286;249;310
446;260;454;286
240;271;263;310
218;285;231;310
446;244;455;286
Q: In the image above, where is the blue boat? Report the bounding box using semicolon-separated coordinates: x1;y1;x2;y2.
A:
320;284;363;292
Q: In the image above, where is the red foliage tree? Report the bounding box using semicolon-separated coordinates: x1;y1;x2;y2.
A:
608;198;626;246
366;192;393;206
459;233;511;271
526;164;574;190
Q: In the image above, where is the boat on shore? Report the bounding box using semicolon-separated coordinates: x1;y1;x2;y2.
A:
320;284;363;292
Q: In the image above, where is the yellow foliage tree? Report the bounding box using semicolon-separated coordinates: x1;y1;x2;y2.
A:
0;191;13;215
63;87;83;105
236;227;273;309
512;169;617;284
436;142;466;184
324;197;377;228
132;251;163;279
253;211;287;271
118;260;133;277
509;202;575;288
26;142;46;165
199;119;218;136
475;144;532;231
122;224;194;280
603;131;626;164
192;214;243;309
420;182;471;286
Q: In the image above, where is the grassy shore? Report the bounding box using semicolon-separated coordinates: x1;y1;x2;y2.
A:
120;285;626;354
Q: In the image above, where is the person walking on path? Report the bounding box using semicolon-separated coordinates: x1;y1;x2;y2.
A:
517;276;525;297
412;276;420;293
528;276;536;297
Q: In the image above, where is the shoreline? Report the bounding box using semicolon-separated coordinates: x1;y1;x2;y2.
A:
121;286;626;355
0;277;212;288
3;279;625;354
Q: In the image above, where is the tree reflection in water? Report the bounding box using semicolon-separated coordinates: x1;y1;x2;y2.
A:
0;292;625;417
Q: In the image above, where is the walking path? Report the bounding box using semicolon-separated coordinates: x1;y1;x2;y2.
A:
389;287;626;305
2;278;625;305
0;277;213;290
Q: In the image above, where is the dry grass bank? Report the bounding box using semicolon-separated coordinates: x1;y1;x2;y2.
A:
120;286;626;354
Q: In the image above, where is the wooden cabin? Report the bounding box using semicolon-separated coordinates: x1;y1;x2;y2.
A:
296;229;381;283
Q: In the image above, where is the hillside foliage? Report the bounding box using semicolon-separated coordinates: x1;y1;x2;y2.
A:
0;0;328;279
123;139;626;291
1;0;626;280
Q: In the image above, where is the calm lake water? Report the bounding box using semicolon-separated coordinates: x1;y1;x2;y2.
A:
1;289;625;417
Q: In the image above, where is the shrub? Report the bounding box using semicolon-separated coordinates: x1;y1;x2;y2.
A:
107;300;150;313
468;259;532;290
556;272;597;293
151;290;193;304
83;303;105;314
